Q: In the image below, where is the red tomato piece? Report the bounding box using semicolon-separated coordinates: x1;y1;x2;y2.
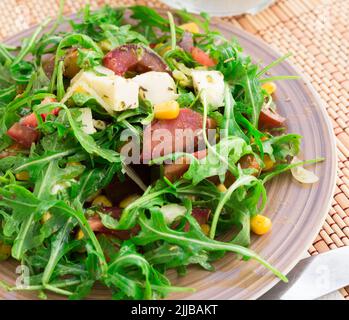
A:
7;123;39;148
191;47;217;67
20;113;38;128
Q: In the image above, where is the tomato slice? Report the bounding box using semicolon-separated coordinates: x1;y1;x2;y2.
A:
41;108;60;120
191;47;217;67
20;113;38;128
7;123;39;148
259;108;286;129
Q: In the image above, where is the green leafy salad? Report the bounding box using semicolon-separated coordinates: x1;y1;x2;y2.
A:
0;3;322;299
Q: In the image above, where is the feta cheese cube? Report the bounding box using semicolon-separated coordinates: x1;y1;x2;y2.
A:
133;71;178;105
191;70;225;109
62;67;140;114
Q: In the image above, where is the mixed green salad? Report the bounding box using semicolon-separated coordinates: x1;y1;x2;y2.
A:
0;3;321;300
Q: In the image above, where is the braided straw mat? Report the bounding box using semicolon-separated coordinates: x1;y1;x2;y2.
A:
0;0;348;299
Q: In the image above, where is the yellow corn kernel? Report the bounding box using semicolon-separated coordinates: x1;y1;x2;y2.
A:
41;212;52;224
0;242;11;261
261;82;277;95
251;214;272;235
99;39;112;52
251;136;269;143
187;195;196;202
217;184;227;192
154;100;180;120
92;195;112;207
16;171;30;181
159;45;172;57
66;161;81;167
201;224;210;236
179;22;200;34
262;155;274;172
119;194;140;209
76;229;85;240
75;86;86;94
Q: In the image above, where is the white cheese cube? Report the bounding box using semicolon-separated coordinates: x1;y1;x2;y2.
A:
111;76;139;111
62;68;139;114
133;71;178;105
191;70;225;109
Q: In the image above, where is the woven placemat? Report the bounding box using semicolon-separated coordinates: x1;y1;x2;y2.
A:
0;0;348;299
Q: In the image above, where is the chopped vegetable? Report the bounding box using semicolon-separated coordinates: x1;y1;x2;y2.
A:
15;171;30;181
251;214;272;235
154;100;180;120
179;22;200;34
217;184;227;192
262;155;274;171
291;157;319;184
92;195;113;207
261;82;277;95
191;47;217;67
119;194;141;209
0;242;11;261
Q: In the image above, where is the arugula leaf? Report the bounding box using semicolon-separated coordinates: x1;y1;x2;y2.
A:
49;33;103;92
42;217;76;284
60;105;120;163
74;163;121;203
262;134;302;162
133;209;287;282
77;48;104;70
209;174;265;239
0;185;50;259
222;84;249;142
261;158;323;183
71;5;124;41
144;242;213;271
184;136;253;185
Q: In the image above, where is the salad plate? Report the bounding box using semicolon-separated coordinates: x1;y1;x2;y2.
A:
0;6;336;300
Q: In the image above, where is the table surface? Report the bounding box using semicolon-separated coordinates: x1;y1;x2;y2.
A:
0;0;348;300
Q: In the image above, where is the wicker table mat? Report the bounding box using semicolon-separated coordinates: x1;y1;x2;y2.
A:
0;0;348;299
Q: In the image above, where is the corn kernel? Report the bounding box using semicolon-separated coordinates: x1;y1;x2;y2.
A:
66;161;81;167
201;224;210;236
41;212;52;224
154;100;180;120
187;195;196;202
76;229;85;240
92;195;112;207
16;171;30;181
251;214;272;235
179;22;200;34
119;194;140;209
217;184;227;192
263;155;274;171
159;46;172;57
0;242;11;261
261;82;277;95
99;39;112;52
75;86;86;94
